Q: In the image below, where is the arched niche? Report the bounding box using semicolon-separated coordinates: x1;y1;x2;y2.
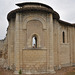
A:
23;15;46;30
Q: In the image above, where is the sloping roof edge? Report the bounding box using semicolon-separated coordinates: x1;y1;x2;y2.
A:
58;20;75;27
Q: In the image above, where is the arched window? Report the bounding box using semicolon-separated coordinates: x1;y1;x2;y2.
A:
62;31;65;43
32;36;37;48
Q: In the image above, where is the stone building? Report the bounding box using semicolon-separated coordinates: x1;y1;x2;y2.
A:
0;2;75;74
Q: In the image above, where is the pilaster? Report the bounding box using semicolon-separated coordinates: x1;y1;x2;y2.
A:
47;13;55;73
14;13;20;74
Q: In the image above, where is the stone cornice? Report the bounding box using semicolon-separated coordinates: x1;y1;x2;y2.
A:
7;2;75;27
7;2;60;21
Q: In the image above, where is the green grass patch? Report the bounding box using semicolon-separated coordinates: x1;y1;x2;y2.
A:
66;72;75;75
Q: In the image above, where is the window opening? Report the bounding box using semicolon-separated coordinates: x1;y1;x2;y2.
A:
63;31;65;43
32;36;37;48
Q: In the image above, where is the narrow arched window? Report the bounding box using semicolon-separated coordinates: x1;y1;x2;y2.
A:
62;31;65;43
32;36;37;48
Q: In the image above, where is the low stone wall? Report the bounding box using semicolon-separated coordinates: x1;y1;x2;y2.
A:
0;58;8;68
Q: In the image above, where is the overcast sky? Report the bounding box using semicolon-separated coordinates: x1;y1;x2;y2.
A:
0;0;75;40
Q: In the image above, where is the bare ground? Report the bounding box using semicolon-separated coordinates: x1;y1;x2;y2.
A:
0;66;75;75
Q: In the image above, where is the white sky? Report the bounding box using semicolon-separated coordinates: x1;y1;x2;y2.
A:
0;0;75;40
